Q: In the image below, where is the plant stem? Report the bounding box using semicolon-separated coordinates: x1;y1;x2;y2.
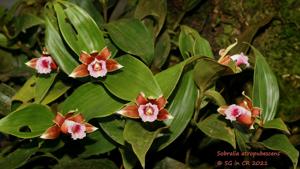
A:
193;90;204;123
100;0;108;23
184;90;204;164
251;127;263;143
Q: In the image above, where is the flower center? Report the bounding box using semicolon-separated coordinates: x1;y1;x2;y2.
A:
145;106;154;115
92;62;102;71
231;108;240;117
41;59;50;68
71;124;82;133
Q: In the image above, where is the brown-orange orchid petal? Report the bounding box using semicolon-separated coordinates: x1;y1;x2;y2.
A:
69;64;89;78
117;105;140;118
96;47;111;60
25;58;38;69
85;123;98;133
106;59;123;72
40;125;61;139
79;51;94;65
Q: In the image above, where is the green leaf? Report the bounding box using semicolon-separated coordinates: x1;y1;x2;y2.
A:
0;83;15;115
0;104;54;138
0;33;8;47
35;73;57;103
156;70;197;150
155;56;199;98
179;25;213;59
13;13;44;37
0;147;38;169
134;0;167;37
123;120;164;168
59;82;123;120
263;118;290;134
193;35;214;58
193;57;233;92
45;16;78;75
69;0;104;27
104;55;162;101
54;159;118;169
204;90;226;106
119;147;138;169
155;62;185;99
105;19;154;64
261;134;299;169
80;130;116;158
234;129;250;152
100;116;125;145
54;2;105;54
12;76;36;103
197;114;236;148
153;157;190;169
252;46;279;122
41;80;71;105
152;31;171;69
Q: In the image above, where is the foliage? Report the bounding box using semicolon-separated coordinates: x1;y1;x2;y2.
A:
0;0;298;169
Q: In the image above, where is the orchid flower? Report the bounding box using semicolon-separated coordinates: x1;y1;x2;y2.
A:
218;52;250;68
217;92;261;129
117;92;173;122
217;39;250;71
69;47;123;78
41;111;98;140
230;52;250;67
25;48;57;74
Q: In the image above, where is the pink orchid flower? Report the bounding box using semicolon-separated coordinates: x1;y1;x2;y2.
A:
41;111;97;140
117;92;173;122
25;49;57;74
69;47;123;78
217;92;261;128
230;52;250;67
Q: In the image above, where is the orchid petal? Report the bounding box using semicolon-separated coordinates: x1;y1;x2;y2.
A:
87;60;107;78
155;96;167;110
80;51;94;64
157;109;173;121
117;105;139;118
236;113;253;128
217;105;228;115
53;112;65;126
106;59;123;72
218;55;232;65
230;53;250;67
252;107;261;117
50;61;57;70
138;103;159;122
25;58;38;69
241;91;253;110
40;125;61;139
85;123;98;133
90;50;99;58
35;57;53;74
69;64;89;78
64;111;75;119
96;47;111;60
136;92;148;105
67;113;85;123
64;120;87;140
